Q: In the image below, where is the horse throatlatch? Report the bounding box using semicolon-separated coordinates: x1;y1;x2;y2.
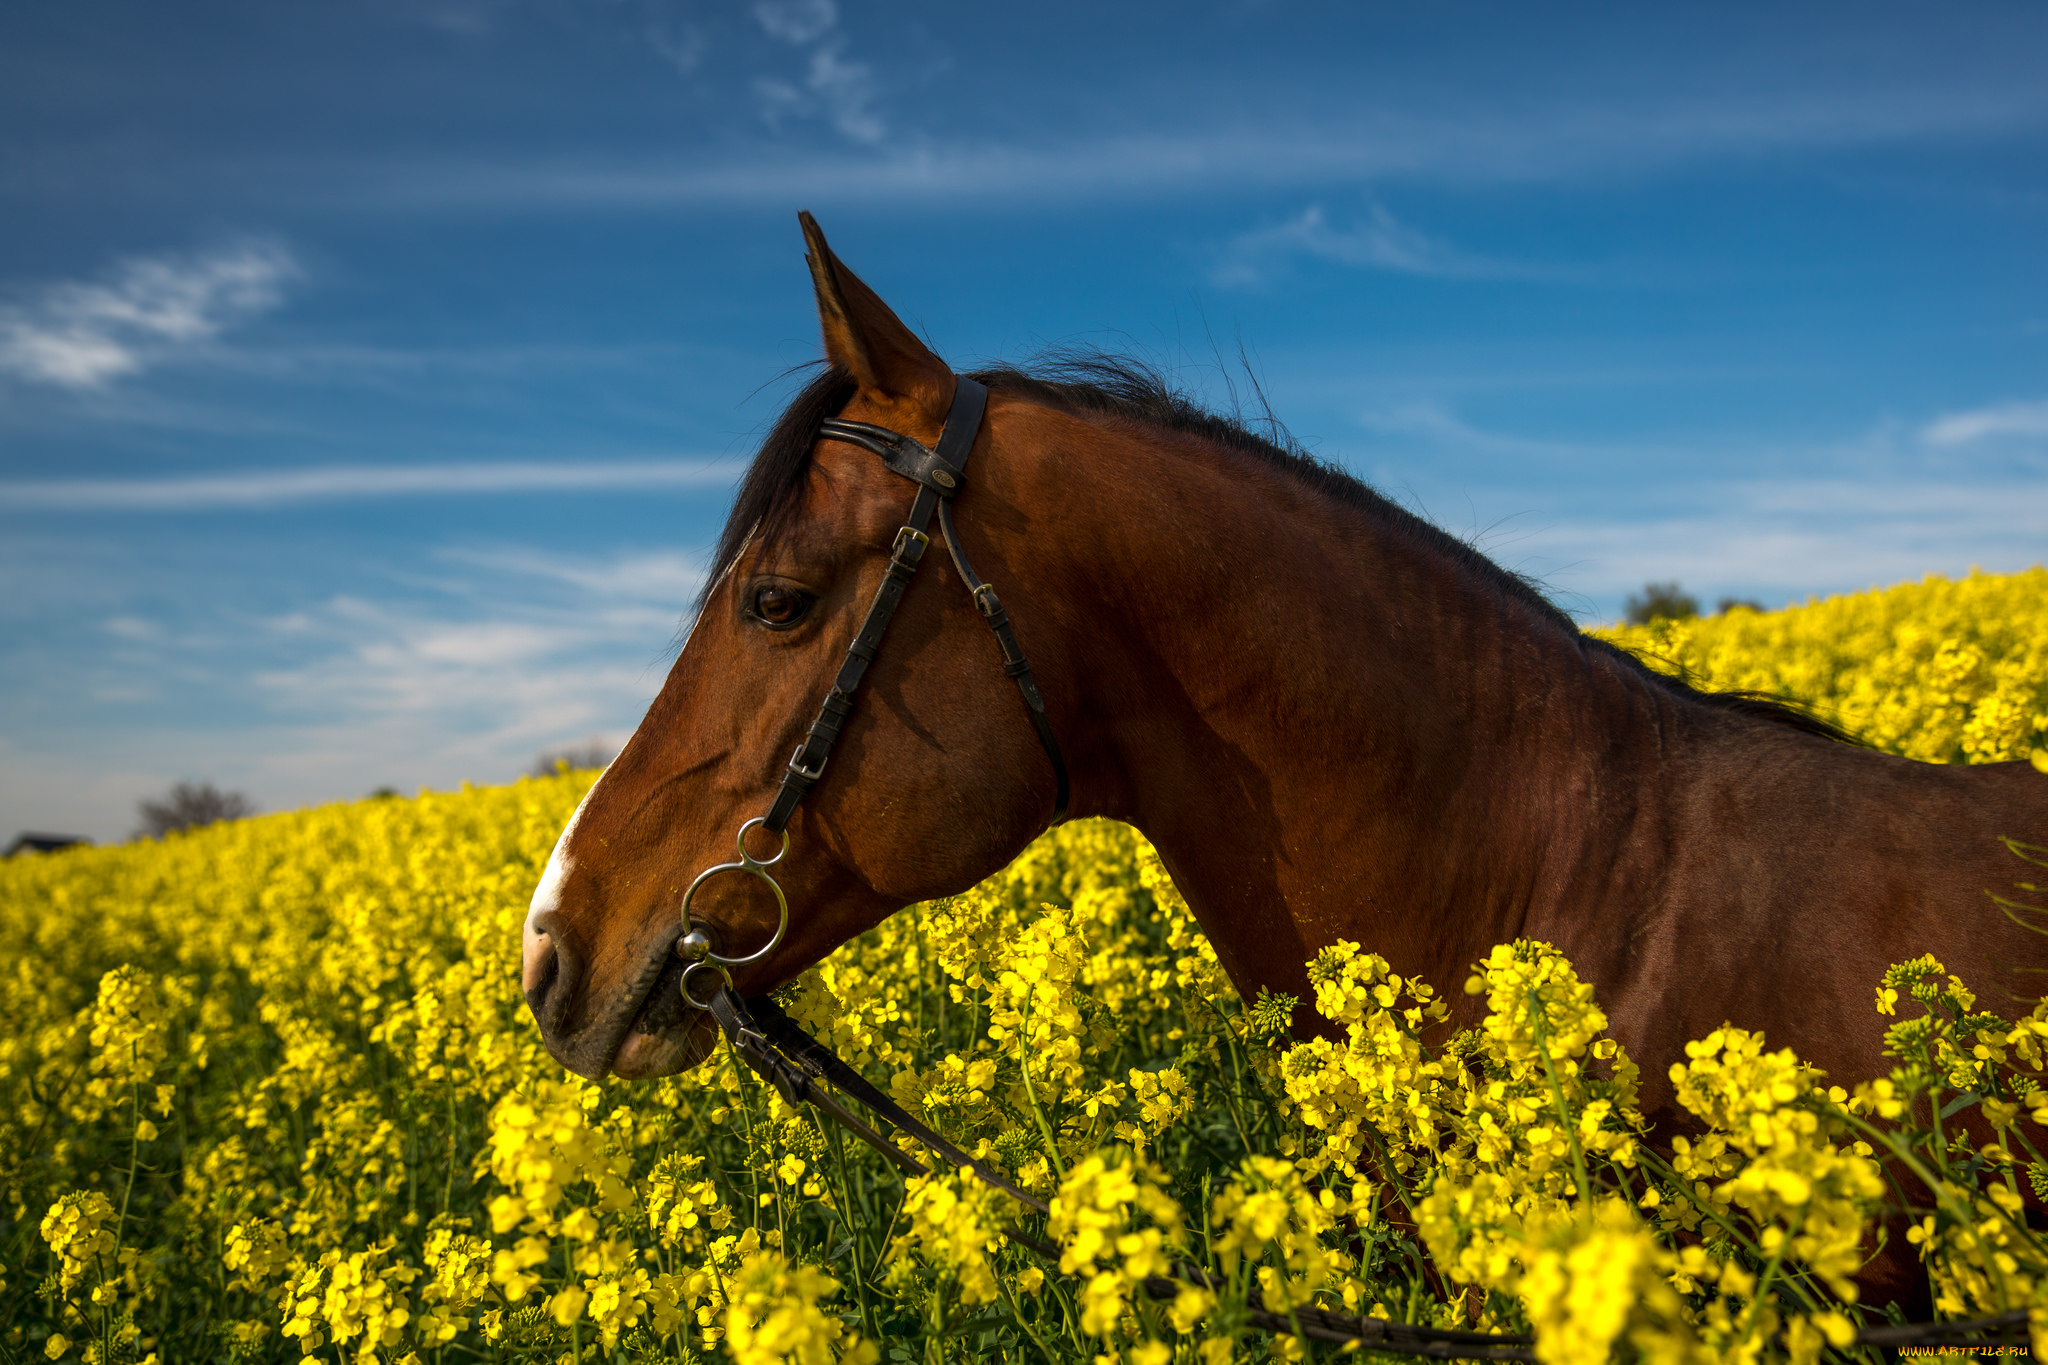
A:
674;372;1069;1005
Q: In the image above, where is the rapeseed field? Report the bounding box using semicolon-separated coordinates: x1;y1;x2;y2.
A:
4;569;2047;1365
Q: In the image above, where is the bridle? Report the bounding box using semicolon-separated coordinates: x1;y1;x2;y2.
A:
674;374;1069;1010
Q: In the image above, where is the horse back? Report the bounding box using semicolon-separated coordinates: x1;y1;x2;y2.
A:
1587;728;2048;1118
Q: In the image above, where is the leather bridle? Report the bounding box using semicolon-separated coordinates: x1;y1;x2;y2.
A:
675;374;1068;1010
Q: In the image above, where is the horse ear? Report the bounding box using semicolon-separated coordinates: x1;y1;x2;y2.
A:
798;211;952;404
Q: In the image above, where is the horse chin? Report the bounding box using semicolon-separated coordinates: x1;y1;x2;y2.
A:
612;1011;719;1078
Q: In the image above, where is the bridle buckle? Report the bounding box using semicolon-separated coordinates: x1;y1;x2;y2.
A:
786;744;827;783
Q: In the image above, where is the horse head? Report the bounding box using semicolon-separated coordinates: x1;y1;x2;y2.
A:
521;215;1074;1079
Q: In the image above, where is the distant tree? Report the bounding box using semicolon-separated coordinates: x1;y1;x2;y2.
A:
368;786;401;800
1716;596;1765;615
1623;581;1700;625
135;781;256;840
6;832;90;857
531;742;618;778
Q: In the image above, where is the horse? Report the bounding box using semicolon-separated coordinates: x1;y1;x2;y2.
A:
521;214;2048;1158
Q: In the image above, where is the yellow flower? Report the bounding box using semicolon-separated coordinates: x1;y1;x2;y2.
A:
888;1168;1007;1305
1049;1148;1182;1341
723;1250;876;1365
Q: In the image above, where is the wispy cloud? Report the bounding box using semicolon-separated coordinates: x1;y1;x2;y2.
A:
0;241;297;388
752;0;836;45
1214;204;1517;286
1922;398;2048;446
1356;399;1592;459
1344;403;2048;618
647;19;707;75
0;540;702;841
1522;475;2048;621
742;0;884;144
439;545;706;601
0;457;741;511
367;83;2047;212
753;44;884;144
242;578;679;779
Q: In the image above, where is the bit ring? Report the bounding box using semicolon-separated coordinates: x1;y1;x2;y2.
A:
677;817;792;1008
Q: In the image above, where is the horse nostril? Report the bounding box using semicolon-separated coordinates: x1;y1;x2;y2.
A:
522;911;581;1029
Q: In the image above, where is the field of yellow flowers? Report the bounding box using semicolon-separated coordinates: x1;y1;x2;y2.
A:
4;568;2047;1365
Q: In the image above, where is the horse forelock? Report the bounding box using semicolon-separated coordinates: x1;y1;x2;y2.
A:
697;363;859;616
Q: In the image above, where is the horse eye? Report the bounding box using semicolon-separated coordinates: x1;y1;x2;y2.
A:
751;586;810;627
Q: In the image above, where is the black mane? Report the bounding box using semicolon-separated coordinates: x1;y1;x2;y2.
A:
703;354;1850;745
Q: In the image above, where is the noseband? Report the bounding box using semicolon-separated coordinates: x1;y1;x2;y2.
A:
677;375;1070;1008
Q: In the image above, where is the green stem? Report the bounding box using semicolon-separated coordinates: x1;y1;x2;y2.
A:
1203;998;1259;1156
1045;1269;1088;1357
120;1068;143;1235
1015;1027;1066;1181
1633;1150;1833;1320
443;1071;458;1216
866;1186;910;1289
726;1036;765;1231
823;1121;877;1341
996;1269;1061;1365
1528;995;1592;1205
1734;1205;1804;1346
1832;1104;2035;1310
925;1277;947;1365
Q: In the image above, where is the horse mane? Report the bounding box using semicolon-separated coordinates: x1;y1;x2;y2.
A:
705;354;1852;746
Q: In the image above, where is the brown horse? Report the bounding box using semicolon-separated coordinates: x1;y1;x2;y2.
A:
521;215;2048;1145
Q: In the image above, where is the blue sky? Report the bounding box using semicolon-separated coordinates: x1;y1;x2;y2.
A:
2;0;2044;843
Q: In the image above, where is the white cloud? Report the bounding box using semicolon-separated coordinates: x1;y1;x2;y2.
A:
1215;204;1501;286
1327;396;2048;619
806;44;883;144
740;0;882;144
1521;476;2048;622
752;39;884;144
1922;399;2048;446
647;19;707;74
0;456;740;511
1358;400;1590;459
441;545;706;600
242;584;678;767
0;241;297;388
104;616;165;642
0;541;702;842
752;0;835;44
371;82;2047;212
1383;455;2048;623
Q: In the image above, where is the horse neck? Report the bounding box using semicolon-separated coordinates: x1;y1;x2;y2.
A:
1031;417;1679;1009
